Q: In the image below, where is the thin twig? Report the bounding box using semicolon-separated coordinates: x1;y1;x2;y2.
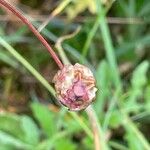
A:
86;107;101;150
86;106;108;150
55;26;81;65
96;0;122;91
38;0;72;32
0;15;146;24
107;17;144;24
0;0;63;69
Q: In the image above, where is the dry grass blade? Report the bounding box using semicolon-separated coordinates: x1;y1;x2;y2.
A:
38;0;72;32
86;106;108;150
55;26;81;65
0;15;146;25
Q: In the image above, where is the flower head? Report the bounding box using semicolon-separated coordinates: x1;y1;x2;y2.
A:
53;63;97;111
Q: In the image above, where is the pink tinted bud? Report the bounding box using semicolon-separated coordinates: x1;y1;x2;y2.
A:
53;63;97;111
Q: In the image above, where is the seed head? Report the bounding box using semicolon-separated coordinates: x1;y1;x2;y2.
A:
53;63;97;111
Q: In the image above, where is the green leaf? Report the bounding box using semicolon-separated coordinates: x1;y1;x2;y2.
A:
31;102;57;138
0;113;39;146
125;61;149;109
0;50;19;68
65;118;82;133
0;141;15;150
125;129;143;150
109;110;122;128
95;60;112;116
54;139;77;150
0;113;24;141
145;86;150;110
37;131;69;150
21;116;40;145
0;130;33;149
83;136;94;150
131;61;149;88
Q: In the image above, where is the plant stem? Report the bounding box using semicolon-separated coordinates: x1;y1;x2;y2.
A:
82;17;99;58
95;0;122;91
0;0;63;69
0;37;56;96
55;26;81;65
70;112;93;139
86;106;109;150
82;1;114;59
38;0;72;32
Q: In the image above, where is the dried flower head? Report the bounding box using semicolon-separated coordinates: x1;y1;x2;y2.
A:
53;63;97;111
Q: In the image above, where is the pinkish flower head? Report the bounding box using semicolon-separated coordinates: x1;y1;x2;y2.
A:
53;63;97;111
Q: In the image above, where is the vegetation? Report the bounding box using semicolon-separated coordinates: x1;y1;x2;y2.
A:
0;0;150;150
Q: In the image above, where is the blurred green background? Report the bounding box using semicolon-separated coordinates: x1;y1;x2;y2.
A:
0;0;150;150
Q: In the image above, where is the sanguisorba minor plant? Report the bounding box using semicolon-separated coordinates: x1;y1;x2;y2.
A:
0;1;113;150
0;0;97;111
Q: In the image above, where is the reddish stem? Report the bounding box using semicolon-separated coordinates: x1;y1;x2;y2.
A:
0;0;63;69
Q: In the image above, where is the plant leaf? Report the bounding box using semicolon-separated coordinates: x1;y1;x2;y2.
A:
131;61;149;88
21;115;40;145
0;130;33;149
54;138;77;150
31;102;57;138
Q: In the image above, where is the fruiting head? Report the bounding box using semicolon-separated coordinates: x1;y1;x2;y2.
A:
53;63;97;111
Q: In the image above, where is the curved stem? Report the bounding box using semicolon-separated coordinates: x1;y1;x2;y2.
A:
0;0;63;69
